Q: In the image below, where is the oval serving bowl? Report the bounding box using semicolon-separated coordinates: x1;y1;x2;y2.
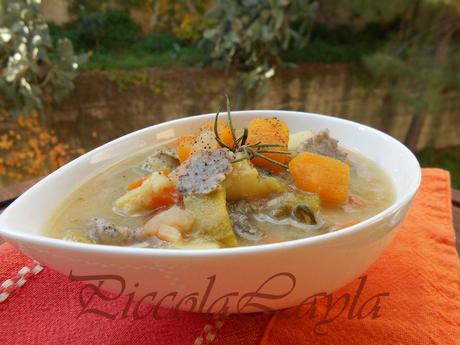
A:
0;111;421;314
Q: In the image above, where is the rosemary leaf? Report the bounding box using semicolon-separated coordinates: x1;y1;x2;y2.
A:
255;150;291;155
232;155;250;163
245;143;285;148
214;110;232;150
225;94;238;144
253;152;289;170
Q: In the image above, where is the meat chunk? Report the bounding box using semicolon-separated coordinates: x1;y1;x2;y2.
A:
297;129;347;162
87;218;138;245
229;211;264;241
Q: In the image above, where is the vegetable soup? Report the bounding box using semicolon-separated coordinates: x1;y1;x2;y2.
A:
45;111;395;249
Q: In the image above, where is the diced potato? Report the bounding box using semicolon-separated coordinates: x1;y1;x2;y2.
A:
289;152;350;205
247;117;290;172
225;157;286;201
114;172;176;215
183;184;238;247
288;130;314;151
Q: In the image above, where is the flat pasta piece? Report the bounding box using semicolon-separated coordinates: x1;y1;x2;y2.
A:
184;184;238;247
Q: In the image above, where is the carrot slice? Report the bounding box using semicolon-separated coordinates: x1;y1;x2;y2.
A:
160;167;171;175
289;152;350;205
128;167;170;191
176;135;195;163
127;177;147;191
150;185;180;209
246;117;290;172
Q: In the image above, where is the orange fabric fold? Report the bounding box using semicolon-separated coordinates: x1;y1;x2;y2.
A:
261;168;460;345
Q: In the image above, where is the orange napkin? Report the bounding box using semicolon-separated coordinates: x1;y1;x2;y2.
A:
261;168;460;344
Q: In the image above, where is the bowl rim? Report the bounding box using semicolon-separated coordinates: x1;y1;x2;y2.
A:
0;110;421;258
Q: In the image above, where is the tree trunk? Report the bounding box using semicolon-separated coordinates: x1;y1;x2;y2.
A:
404;111;426;151
403;8;458;151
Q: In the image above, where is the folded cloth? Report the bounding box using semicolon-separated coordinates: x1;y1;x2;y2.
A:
0;249;212;344
0;168;459;345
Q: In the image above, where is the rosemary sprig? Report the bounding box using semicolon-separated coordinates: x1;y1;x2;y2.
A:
238;128;248;147
214;110;232;151
245;143;284;148
255;150;291;155
225;94;239;148
231;155;251;164
252;152;289;170
213;97;290;171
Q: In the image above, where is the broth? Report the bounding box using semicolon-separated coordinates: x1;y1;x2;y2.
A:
45;133;395;249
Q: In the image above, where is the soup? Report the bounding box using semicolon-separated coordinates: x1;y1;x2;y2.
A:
45;114;395;249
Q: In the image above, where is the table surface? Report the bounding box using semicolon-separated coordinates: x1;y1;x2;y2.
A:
1;178;459;255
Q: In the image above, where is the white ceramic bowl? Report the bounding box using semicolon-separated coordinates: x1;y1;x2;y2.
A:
0;111;420;313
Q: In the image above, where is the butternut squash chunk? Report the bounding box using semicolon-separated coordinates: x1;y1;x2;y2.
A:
203;121;234;148
247;117;290;172
176;135;194;163
289;152;350;205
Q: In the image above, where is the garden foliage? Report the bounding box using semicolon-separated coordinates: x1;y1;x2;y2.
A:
0;0;86;115
202;0;318;90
